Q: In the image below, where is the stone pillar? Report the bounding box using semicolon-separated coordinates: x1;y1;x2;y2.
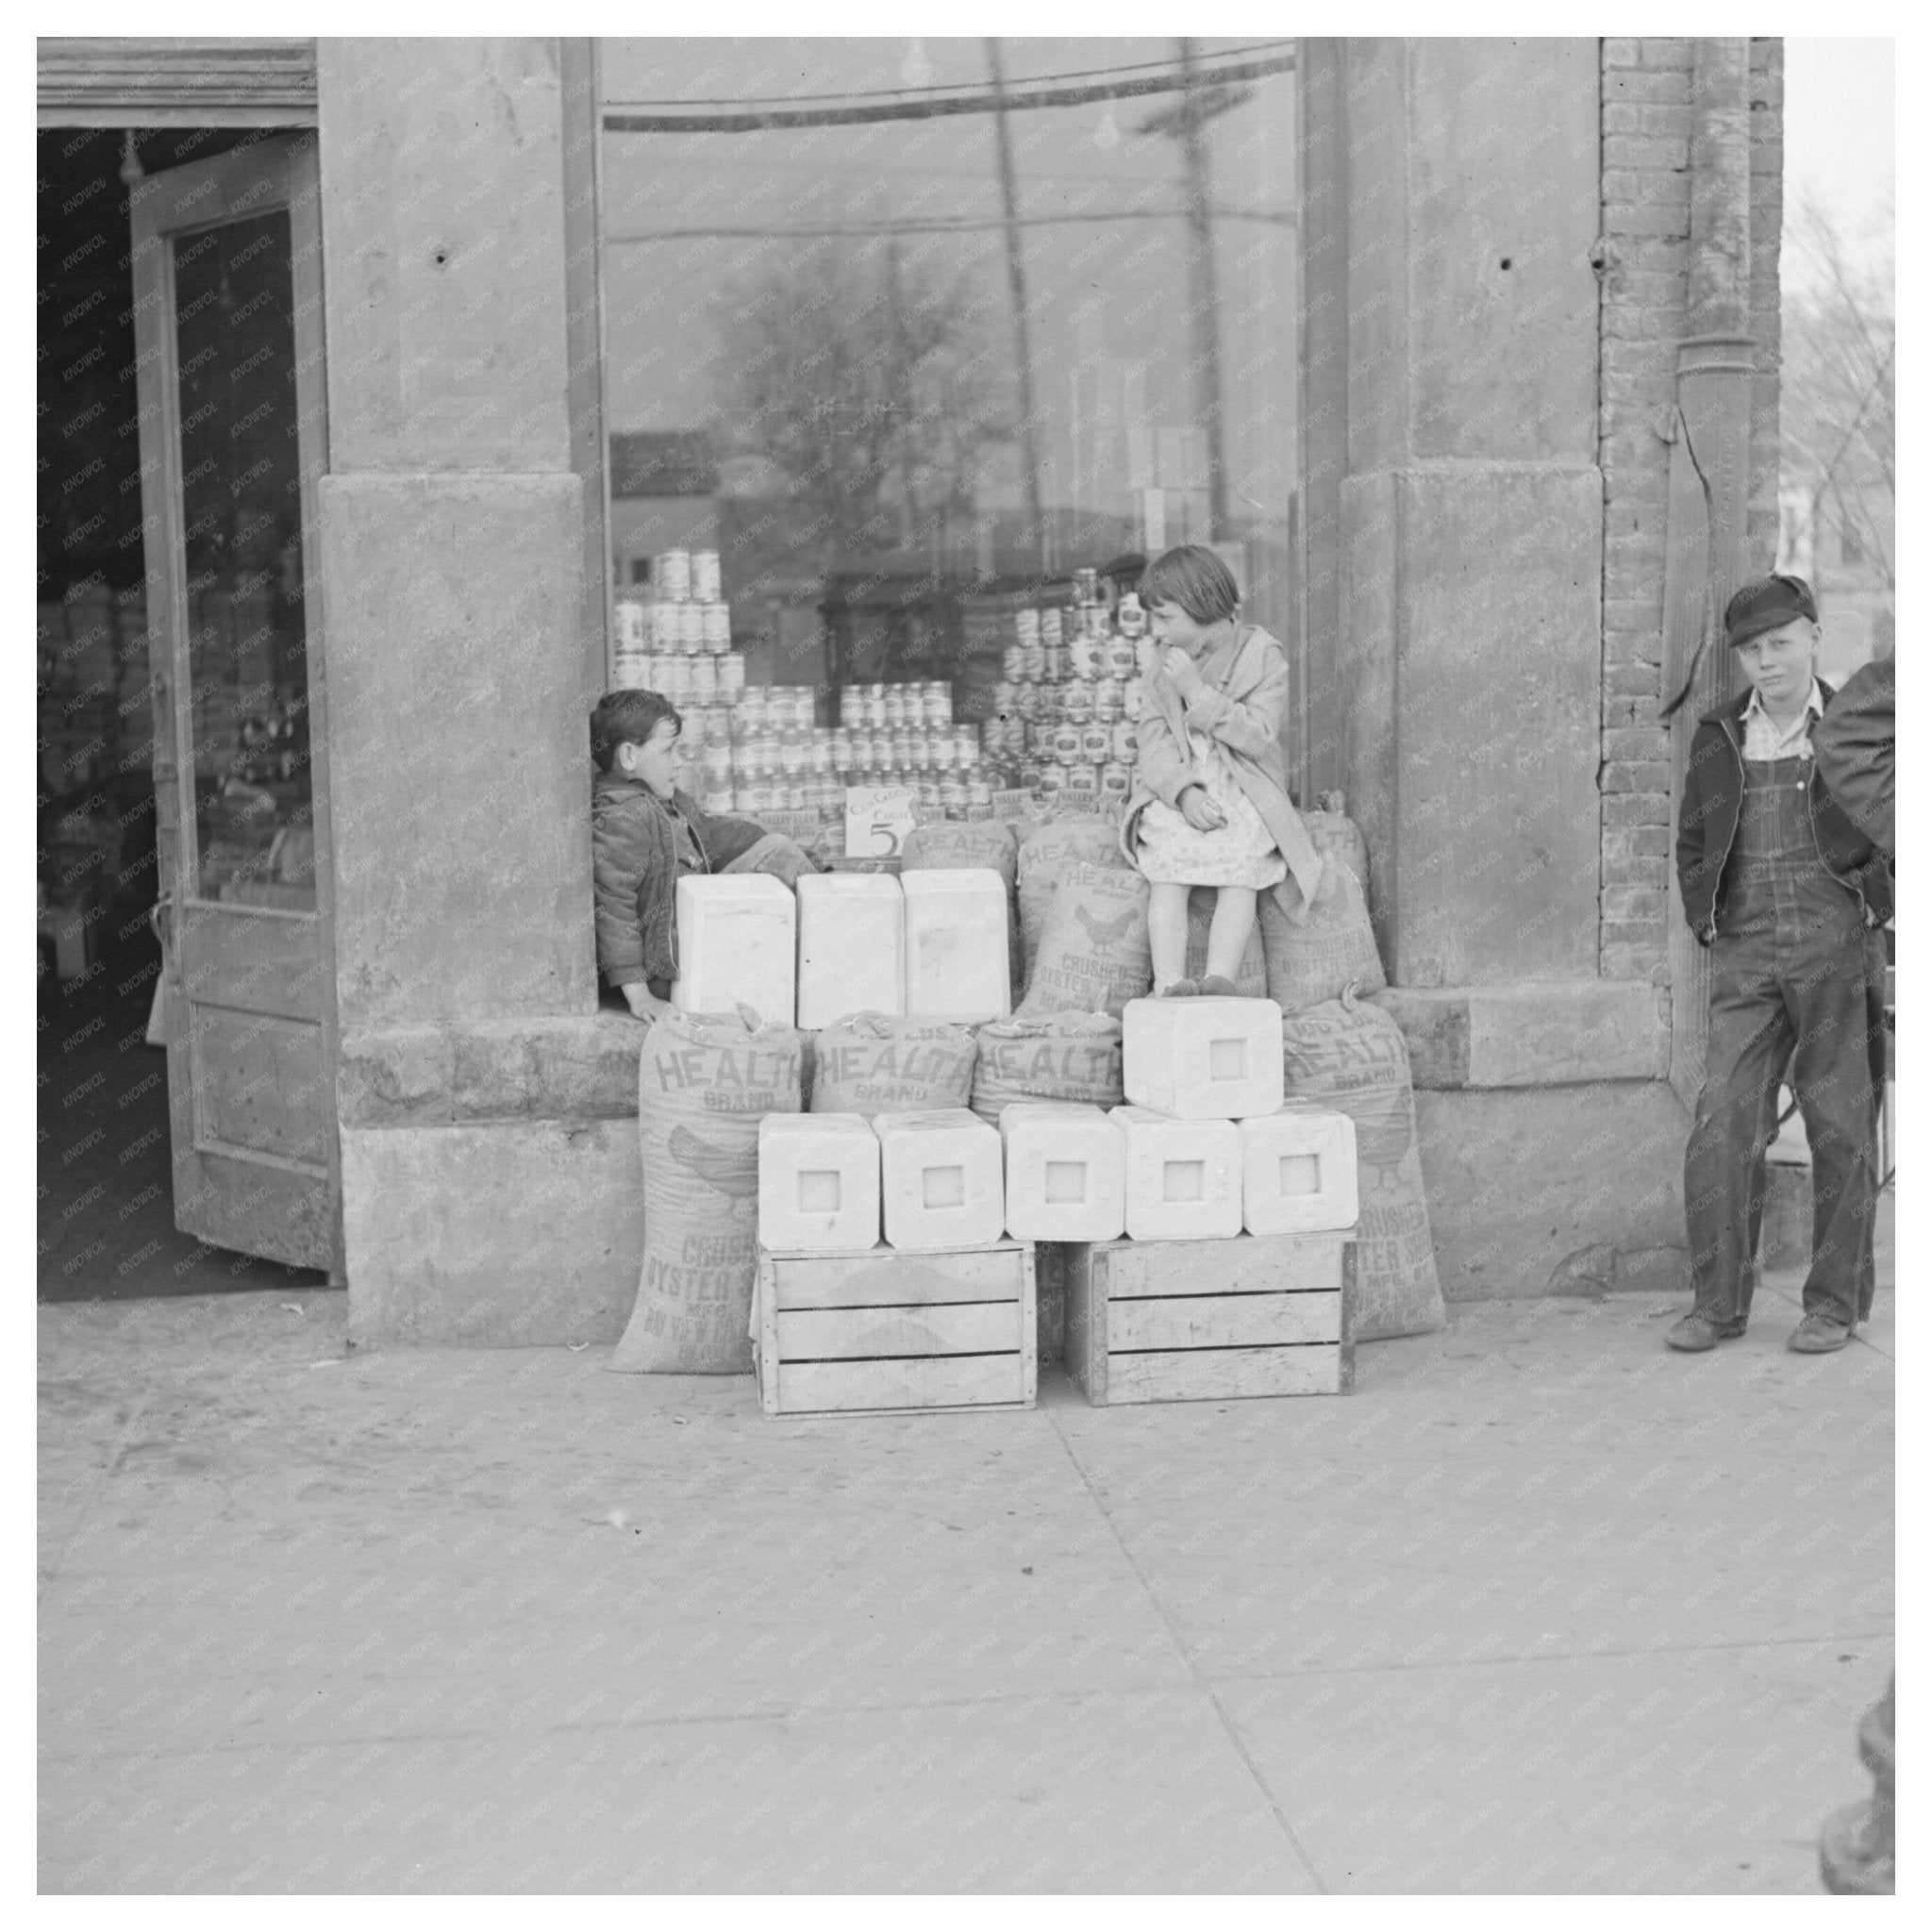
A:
1327;38;1606;989
1304;40;1687;1302
317;41;641;1343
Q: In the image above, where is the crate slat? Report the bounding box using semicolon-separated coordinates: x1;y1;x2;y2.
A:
773;1353;1030;1414
764;1243;1024;1309
777;1301;1021;1360
1102;1344;1347;1404
1108;1291;1340;1352
1095;1232;1346;1298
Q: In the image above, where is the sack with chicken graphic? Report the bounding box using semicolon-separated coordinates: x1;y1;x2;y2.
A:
810;1012;977;1117
1257;857;1386;1013
970;1010;1124;1125
609;1005;805;1374
1017;861;1152;1019
1279;989;1443;1341
1016;812;1129;985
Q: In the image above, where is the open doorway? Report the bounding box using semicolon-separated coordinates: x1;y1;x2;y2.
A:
38;125;331;1302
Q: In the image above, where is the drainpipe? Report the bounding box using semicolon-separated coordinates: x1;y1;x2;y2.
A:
1661;36;1757;1108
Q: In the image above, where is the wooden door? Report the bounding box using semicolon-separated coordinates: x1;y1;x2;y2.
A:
129;135;341;1272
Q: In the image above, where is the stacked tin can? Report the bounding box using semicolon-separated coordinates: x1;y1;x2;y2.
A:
610;547;743;702
979;572;1147;808
833;681;991;821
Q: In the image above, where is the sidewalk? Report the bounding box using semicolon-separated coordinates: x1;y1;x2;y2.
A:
40;1275;1892;1894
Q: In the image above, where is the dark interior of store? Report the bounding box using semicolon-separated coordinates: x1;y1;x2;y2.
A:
38;126;327;1301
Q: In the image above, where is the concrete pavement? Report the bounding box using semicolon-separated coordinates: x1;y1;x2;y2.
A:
40;1274;1892;1892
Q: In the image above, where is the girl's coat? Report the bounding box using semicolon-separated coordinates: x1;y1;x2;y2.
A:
1120;622;1324;915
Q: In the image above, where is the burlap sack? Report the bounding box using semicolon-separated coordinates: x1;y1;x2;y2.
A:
1016;812;1129;982
1258;858;1387;1013
808;1013;977;1117
610;1006;805;1374
1305;804;1371;911
971;1011;1124;1124
1279;990;1443;1341
1018;862;1152;1019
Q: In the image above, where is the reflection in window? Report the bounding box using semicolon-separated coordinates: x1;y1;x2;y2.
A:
598;37;1299;811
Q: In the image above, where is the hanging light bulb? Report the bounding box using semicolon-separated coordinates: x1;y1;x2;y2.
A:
1092;106;1121;150
901;39;932;88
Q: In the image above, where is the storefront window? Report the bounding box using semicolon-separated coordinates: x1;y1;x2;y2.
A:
597;36;1299;811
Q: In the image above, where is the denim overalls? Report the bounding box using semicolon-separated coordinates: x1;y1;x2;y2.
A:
1684;749;1884;1329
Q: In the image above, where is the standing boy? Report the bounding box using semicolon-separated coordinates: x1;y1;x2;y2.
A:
1671;575;1891;1354
591;689;813;1022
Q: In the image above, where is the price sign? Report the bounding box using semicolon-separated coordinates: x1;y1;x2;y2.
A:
843;786;919;858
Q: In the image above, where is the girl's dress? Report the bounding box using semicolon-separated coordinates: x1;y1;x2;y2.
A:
1133;723;1288;890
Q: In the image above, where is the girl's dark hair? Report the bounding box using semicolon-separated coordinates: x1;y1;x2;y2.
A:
591;688;682;772
1139;544;1241;625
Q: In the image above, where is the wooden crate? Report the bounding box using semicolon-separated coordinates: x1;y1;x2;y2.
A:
1063;1231;1355;1405
754;1241;1037;1417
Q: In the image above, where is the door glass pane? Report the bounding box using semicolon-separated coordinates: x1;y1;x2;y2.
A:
596;38;1299;809
173;209;314;908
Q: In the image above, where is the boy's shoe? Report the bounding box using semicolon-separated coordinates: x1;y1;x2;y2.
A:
1665;1312;1748;1352
1193;975;1240;997
1787;1312;1854;1353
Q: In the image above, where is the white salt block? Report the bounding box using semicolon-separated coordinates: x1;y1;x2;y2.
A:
796;873;905;1028
1108;1105;1243;1241
1240;1101;1360;1235
1122;995;1284;1120
874;1108;1006;1252
758;1112;881;1253
672;873;796;1025
998;1102;1126;1242
901;868;1011;1024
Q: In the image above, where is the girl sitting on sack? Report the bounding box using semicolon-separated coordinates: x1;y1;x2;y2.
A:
1120;545;1324;996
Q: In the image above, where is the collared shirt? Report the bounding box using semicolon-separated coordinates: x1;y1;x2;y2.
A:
1740;678;1824;762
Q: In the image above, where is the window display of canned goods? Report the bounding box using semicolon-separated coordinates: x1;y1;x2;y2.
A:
654;549;691;601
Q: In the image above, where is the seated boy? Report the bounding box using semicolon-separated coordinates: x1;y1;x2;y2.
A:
591;690;815;1021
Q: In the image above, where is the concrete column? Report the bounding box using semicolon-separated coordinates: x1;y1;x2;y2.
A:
316;42;639;1345
317;37;595;1028
1319;39;1606;988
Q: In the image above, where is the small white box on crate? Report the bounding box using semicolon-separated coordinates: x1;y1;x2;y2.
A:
757;1112;880;1253
999;1102;1126;1242
1240;1102;1359;1236
901;868;1011;1024
1122;995;1284;1120
671;874;796;1024
795;873;904;1027
1108;1105;1243;1241
875;1108;1005;1252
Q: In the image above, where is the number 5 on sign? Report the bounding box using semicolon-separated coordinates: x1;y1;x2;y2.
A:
844;786;918;858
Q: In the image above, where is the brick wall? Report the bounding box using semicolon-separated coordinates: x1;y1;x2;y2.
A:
1595;37;1783;988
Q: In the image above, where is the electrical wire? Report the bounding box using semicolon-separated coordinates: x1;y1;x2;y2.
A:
602;206;1295;243
599;40;1295;111
603;51;1297;134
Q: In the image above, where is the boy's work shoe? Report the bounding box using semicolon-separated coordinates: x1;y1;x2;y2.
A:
1193;975;1241;997
1665;1312;1748;1352
1787;1312;1855;1353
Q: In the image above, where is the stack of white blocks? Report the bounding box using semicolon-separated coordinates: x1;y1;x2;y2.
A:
675;868;1012;1028
755;998;1358;1255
